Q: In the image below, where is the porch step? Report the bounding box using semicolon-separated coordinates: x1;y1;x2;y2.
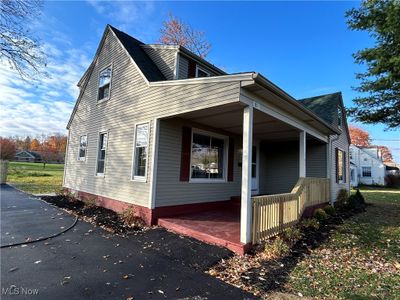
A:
157;214;249;255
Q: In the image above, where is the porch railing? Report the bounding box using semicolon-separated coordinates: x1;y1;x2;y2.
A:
252;177;330;244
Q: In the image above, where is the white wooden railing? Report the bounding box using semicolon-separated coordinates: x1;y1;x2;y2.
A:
252;177;330;244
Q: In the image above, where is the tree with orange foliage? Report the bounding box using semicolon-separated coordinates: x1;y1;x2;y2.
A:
30;138;40;151
159;13;211;58
349;125;371;147
0;138;16;160
377;146;393;162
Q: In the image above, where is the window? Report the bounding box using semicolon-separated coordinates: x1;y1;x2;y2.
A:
96;132;108;175
336;148;346;183
349;148;353;160
98;66;112;101
133;123;149;180
78;135;87;161
191;131;227;181
362;167;372;177
195;66;210;78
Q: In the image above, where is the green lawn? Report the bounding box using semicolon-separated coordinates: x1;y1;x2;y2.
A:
287;187;400;299
7;162;64;194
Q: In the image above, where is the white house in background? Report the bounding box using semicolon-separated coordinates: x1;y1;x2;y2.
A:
350;145;386;186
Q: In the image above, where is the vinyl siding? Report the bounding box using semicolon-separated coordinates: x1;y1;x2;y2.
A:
64;30;241;208
330;127;350;202
178;53;220;79
258;141;300;195
306;142;327;178
178;55;189;79
142;46;177;80
155;118;242;207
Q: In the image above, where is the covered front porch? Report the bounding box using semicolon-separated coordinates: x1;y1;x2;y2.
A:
152;85;336;253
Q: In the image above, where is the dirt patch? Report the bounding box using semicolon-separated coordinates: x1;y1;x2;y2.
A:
207;207;365;299
41;195;146;235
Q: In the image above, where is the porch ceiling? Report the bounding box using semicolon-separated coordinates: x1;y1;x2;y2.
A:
175;103;303;141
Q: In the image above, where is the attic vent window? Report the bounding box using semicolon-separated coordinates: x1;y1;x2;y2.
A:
98;66;112;101
196;66;210;78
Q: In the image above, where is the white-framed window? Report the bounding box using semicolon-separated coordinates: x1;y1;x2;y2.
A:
336;148;346;183
190;129;228;182
362;166;372;177
98;66;112;101
78;135;87;161
195;65;210;78
96;132;108;175
132;123;149;181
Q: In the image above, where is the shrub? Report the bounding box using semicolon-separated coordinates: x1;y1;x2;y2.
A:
300;218;320;230
348;189;366;210
313;208;328;221
264;238;289;258
323;204;336;216
335;188;349;209
282;227;303;245
0;138;16;160
120;206;138;226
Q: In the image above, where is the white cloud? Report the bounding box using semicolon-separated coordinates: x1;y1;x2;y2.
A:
86;0;158;42
0;41;90;137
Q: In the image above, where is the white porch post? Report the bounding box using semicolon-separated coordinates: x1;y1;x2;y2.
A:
241;105;253;244
299;131;306;177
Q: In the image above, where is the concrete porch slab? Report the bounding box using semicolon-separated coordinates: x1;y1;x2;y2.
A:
158;209;250;255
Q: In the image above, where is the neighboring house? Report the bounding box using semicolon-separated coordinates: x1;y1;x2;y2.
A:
350;145;386;186
15;151;42;162
63;25;350;253
350;162;359;187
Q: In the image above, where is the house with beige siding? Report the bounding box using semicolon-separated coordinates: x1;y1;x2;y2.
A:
64;25;350;254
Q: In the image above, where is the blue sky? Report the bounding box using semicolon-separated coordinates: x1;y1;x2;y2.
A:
0;1;399;161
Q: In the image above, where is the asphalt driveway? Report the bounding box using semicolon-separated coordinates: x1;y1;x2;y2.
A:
1;185;255;299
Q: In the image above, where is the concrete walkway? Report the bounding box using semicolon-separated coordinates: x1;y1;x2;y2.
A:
0;185;256;299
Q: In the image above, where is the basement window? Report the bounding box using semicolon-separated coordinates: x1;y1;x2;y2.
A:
98;66;112;101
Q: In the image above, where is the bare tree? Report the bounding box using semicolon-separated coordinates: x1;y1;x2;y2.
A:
159;13;211;58
0;0;47;79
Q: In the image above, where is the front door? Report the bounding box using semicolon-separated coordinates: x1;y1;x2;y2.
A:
251;145;258;194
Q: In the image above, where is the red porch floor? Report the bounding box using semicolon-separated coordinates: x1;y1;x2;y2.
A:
157;207;250;254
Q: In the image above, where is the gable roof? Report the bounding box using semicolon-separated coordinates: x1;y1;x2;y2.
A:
298;92;341;126
16;151;41;159
109;26;165;82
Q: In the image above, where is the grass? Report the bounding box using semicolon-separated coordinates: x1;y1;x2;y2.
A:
286;187;400;299
6;162;64;194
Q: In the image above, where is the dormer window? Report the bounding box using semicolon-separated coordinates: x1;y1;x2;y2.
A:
98;66;112;101
196;65;210;78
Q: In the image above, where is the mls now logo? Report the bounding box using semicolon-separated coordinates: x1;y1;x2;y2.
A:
2;285;39;295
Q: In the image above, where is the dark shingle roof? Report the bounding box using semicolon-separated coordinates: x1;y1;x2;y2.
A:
298;92;341;126
108;25;166;82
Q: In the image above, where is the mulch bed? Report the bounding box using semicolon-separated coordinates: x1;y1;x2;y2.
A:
207;206;366;299
41;195;146;235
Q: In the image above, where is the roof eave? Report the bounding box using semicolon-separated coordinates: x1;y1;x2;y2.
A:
251;73;340;135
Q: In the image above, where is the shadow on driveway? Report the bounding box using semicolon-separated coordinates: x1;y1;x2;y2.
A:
0;185;256;299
